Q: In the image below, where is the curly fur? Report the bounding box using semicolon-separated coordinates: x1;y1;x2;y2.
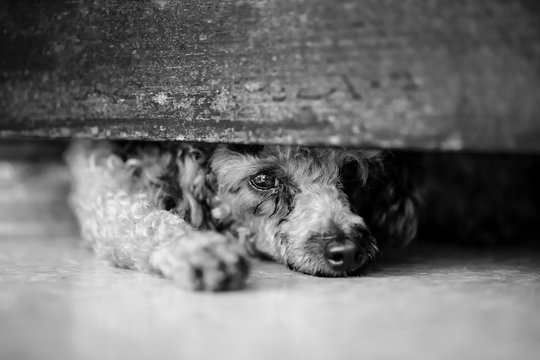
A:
67;140;419;291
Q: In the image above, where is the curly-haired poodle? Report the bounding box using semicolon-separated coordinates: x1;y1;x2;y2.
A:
66;140;419;291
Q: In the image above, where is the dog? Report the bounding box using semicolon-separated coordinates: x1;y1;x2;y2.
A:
66;140;419;291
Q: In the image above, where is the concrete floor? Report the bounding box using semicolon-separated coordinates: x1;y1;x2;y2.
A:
0;236;539;360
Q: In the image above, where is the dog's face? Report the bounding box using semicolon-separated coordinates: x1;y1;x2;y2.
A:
209;145;380;276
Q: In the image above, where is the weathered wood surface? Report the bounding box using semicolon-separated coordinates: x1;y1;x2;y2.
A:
1;0;540;151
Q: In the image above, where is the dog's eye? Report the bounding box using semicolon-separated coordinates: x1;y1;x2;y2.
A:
250;173;278;190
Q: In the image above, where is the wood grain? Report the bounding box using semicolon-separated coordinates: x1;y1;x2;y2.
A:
1;0;540;151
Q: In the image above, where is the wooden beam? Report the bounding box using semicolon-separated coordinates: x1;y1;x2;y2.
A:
1;0;540;152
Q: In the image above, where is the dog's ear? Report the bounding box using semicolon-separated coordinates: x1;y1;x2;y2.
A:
175;143;219;229
345;152;421;247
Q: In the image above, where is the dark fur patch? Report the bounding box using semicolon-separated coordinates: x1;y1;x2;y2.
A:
276;231;289;246
253;197;273;216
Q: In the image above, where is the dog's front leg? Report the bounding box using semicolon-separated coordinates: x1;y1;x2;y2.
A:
83;204;250;291
96;207;250;291
75;198;251;291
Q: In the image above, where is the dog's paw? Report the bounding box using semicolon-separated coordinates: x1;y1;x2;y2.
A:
150;231;250;291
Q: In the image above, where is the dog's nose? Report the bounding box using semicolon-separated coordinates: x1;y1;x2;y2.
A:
324;240;363;272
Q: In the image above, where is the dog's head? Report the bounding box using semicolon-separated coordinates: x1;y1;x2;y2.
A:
174;144;418;277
